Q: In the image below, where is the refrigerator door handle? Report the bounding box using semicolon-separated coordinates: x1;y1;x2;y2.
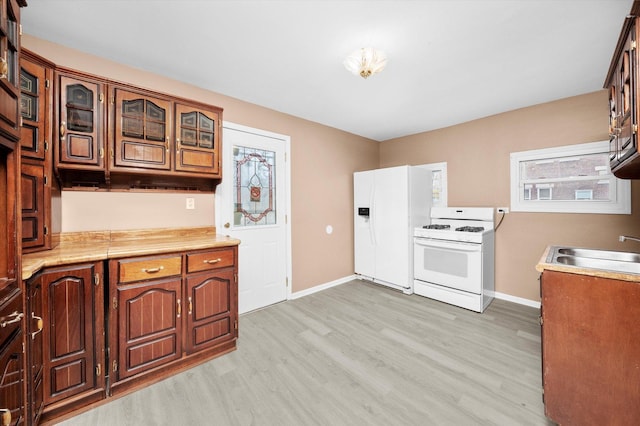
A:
370;187;377;246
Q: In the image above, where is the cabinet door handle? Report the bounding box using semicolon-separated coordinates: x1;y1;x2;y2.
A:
203;258;222;264
0;311;23;328
142;266;164;274
0;409;11;426
60;122;66;137
188;296;193;315
177;299;181;318
31;313;43;340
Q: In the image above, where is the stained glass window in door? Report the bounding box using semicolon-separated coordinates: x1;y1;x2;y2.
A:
234;146;276;226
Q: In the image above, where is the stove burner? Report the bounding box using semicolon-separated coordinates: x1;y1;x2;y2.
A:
423;224;451;230
455;226;485;232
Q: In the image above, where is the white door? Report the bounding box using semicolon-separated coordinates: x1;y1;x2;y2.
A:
216;122;290;314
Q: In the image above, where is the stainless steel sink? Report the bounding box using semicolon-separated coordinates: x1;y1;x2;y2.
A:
547;246;640;275
557;247;640;263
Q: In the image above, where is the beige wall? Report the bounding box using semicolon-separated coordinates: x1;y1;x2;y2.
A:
23;35;379;293
381;91;640;302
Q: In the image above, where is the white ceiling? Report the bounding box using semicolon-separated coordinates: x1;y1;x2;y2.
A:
22;0;634;141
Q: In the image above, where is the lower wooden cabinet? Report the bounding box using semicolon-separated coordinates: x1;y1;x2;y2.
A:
26;274;44;424
108;246;238;394
38;262;106;421
541;270;640;425
114;278;183;380
185;269;236;355
20;243;238;422
0;284;25;426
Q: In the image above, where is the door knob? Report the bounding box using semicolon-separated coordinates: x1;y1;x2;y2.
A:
224;222;230;228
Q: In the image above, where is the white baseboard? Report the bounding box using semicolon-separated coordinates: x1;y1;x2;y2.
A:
491;291;540;309
290;275;356;300
288;277;541;310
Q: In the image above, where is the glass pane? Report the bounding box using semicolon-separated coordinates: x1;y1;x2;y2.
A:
145;122;165;142
233;146;276;226
198;112;214;131
67;108;94;132
181;111;197;128
521;152;609;180
20;69;36;94
180;128;197;146
519;151;613;202
122;99;144;117
523;180;611;202
20;94;37;121
67;84;93;109
199;131;213;149
122;117;143;138
146;101;166;122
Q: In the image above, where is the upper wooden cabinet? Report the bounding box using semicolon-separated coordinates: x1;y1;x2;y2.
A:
175;102;221;177
605;5;640;179
0;0;24;148
20;53;51;161
111;87;172;172
50;69;223;190
56;72;106;171
20;51;59;253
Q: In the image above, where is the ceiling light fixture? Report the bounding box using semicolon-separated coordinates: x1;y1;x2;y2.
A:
343;47;387;79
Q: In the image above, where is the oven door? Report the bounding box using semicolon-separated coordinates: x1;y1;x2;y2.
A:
413;237;482;293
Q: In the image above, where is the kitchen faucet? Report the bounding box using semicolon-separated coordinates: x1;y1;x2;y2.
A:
619;235;640;243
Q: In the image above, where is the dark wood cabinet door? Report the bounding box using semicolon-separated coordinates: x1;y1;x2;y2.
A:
112;88;171;171
27;274;44;424
0;285;25;426
185;269;236;354
41;263;105;407
0;0;22;147
20;55;50;161
57;73;105;169
541;270;640;425
0;330;24;426
20;161;46;249
115;278;182;381
175;103;220;176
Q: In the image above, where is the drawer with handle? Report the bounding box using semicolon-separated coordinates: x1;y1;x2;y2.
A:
187;248;235;274
0;290;23;347
117;254;182;284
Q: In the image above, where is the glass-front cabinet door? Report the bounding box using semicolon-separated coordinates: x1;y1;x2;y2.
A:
174;103;221;176
57;73;105;169
0;0;22;146
20;58;47;160
112;87;171;171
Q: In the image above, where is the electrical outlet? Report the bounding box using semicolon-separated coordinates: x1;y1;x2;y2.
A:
186;197;195;210
497;207;509;214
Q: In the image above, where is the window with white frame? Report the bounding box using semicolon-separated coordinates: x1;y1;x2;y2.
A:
418;162;448;207
510;141;630;214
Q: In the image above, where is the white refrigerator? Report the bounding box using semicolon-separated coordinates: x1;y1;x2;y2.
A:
354;165;432;294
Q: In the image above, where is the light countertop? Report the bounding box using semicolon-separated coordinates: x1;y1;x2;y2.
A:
22;226;240;280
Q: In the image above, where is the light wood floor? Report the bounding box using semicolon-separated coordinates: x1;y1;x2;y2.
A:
59;280;553;425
